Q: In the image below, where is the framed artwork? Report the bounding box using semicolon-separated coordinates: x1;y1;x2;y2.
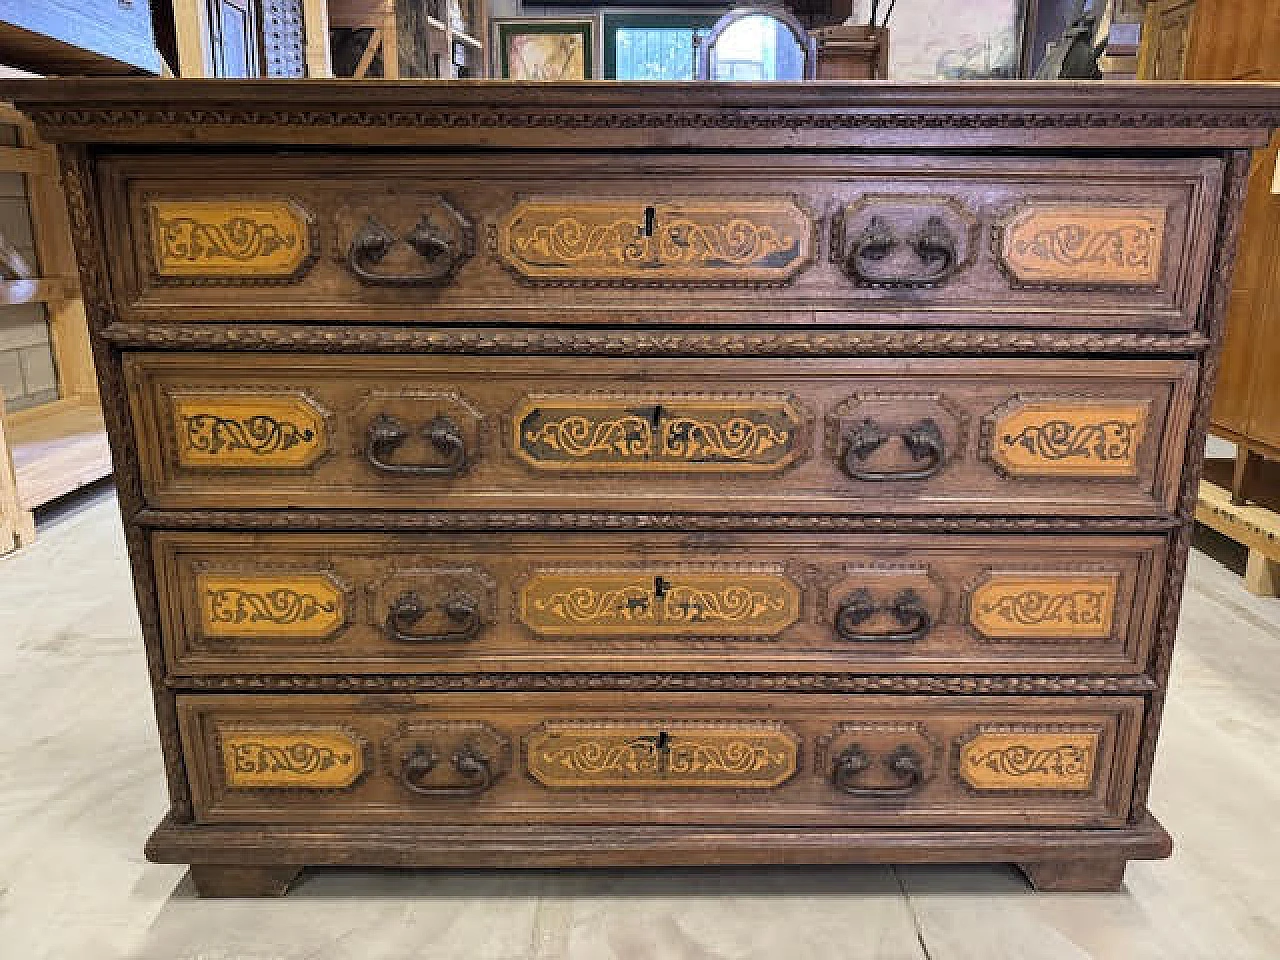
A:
494;18;596;80
854;0;1030;79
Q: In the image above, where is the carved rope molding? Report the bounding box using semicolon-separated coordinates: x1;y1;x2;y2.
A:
171;673;1160;695
134;508;1182;534
101;324;1213;357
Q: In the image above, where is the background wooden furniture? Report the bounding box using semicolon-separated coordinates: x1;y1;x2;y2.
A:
1139;0;1280;507
7;79;1275;895
329;0;486;80
812;24;888;79
0;102;108;554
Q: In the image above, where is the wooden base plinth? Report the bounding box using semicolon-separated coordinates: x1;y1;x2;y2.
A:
189;864;301;897
150;813;1171;897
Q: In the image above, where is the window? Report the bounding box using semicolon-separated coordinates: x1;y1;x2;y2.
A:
604;13;721;81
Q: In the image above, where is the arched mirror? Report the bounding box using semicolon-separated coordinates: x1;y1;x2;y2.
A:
696;6;816;81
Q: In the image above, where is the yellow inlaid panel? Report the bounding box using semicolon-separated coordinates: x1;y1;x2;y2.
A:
519;570;801;637
496;198;811;283
514;395;804;472
958;730;1099;791
171;393;327;469
148;199;315;279
990;401;1148;478
969;573;1119;640
198;573;344;640
1000;204;1166;286
220;728;364;789
525;723;799;788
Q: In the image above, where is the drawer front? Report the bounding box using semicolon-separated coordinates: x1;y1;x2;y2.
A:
177;692;1144;827
101;153;1221;330
154;531;1167;677
125;354;1196;516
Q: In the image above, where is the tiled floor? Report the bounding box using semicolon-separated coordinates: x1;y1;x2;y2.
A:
1;488;1277;959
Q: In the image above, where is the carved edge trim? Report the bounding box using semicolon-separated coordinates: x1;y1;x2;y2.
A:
24;106;1280;136
100;323;1212;357
133;509;1182;534
170;673;1159;695
60;145;196;823
1131;148;1254;822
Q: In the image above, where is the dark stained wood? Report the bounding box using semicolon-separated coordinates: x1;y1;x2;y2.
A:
189;864;300;897
2;80;1276;895
152;530;1169;678
123;353;1198;517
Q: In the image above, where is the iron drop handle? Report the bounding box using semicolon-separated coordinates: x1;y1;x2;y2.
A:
347;215;461;285
385;589;481;643
847;214;958;285
834;587;932;643
400;743;495;797
842;417;945;481
366;414;466;477
832;744;925;798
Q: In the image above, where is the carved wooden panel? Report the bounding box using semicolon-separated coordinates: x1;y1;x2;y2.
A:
199;572;346;641
968;573;1119;641
524;722;800;789
169;392;328;470
514;394;806;473
219;727;365;789
518;568;801;638
985;400;1150;478
957;728;1101;792
495;198;813;285
998;205;1167;287
147;199;317;281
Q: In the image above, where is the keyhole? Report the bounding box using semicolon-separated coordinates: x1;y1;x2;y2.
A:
656;731;671;751
644;206;656;238
654;576;671;598
651;404;664;427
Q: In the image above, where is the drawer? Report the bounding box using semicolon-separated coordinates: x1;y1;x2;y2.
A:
125;354;1196;516
154;531;1167;677
177;692;1144;828
100;153;1221;331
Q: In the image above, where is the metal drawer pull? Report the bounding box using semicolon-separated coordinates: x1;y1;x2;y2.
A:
400;743;495;797
832;744;925;798
385;589;481;643
848;214;958;285
842;417;944;481
366;414;466;477
834;587;932;642
347;215;463;285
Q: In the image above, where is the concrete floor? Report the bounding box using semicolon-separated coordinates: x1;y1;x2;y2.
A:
1;487;1278;960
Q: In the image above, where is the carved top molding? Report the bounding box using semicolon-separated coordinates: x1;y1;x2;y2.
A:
5;80;1280;148
100;324;1212;358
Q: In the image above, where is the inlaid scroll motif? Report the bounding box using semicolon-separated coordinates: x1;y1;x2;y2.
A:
988;401;1148;478
171;393;328;469
519;570;801;637
496;199;812;284
148;199;316;280
514;396;804;472
525;723;798;788
999;205;1166;286
220;728;364;789
969;573;1118;641
198;573;345;640
958;730;1099;791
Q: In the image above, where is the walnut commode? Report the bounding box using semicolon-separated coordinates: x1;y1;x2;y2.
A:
7;80;1279;897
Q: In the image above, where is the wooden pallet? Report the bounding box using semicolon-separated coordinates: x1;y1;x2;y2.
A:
1196;477;1280;597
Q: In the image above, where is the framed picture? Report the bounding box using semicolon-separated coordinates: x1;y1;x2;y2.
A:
866;0;1029;79
493;18;596;80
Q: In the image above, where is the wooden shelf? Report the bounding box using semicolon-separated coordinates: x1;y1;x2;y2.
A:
7;400;111;512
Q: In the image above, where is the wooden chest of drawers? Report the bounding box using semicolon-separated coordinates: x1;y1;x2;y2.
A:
8;79;1280;897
